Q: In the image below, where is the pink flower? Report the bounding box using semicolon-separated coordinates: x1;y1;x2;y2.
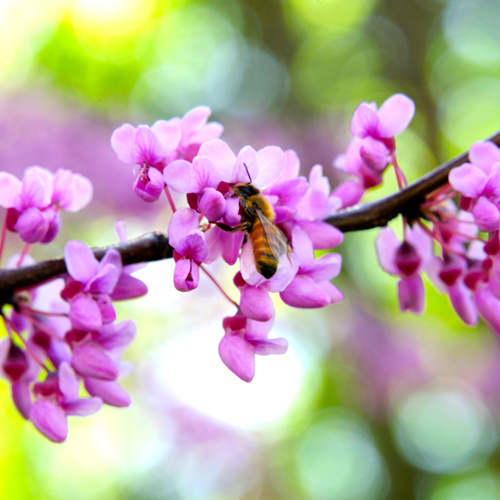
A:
168;208;208;292
30;362;101;443
376;224;433;314
111;120;181;202
167;105;224;162
0;166;92;243
449;141;500;232
218;313;287;382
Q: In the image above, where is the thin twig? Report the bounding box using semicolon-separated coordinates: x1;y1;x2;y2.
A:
1;130;500;298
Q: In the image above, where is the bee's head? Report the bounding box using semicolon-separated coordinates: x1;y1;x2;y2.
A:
233;183;260;198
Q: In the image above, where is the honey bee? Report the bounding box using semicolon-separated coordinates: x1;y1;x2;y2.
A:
218;182;290;279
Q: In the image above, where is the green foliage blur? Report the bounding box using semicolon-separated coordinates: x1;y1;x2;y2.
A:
2;0;500;499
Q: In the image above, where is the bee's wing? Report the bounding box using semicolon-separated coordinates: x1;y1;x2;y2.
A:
254;209;289;261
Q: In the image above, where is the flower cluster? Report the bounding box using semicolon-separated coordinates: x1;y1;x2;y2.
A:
0;166;146;442
0;166;92;244
333;93;415;208
113;109;344;383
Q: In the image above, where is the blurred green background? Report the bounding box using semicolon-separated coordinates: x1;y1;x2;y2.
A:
2;0;500;498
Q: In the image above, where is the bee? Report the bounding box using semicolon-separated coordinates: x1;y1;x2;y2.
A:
218;181;290;279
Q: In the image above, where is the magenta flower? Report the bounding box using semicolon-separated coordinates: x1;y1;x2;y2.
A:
233;272;274;322
0;166;92;243
30;362;101;443
111;120;181;202
218;313;287;382
62;241;146;331
376;224;433;314
350;93;415;164
449;141;500;232
167;105;224;162
168;208;208;292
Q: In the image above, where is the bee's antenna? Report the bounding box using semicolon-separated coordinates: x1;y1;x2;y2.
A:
243;163;252;183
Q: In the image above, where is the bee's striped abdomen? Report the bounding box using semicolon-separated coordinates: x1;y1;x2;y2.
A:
251;218;279;279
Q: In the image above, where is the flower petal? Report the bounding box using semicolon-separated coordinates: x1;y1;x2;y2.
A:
449;163;488;198
376;93;415;137
253;146;287;189
65;240;99;284
84;378;131;407
72;344;119;381
350;103;379;138
218;334;255;383
111;123;136;164
30;399;68;443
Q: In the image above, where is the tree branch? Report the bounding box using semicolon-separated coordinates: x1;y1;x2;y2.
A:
0;232;173;302
1;130;500;299
325;130;500;231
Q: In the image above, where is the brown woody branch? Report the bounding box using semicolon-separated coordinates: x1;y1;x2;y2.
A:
1;130;500;299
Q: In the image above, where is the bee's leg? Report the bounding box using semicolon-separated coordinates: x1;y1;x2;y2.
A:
216;221;251;233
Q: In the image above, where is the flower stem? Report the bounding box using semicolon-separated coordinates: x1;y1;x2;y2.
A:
164;186;177;213
0;216;7;266
200;265;239;308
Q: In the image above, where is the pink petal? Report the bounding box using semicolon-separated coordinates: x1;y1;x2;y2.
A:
65;240;99;283
12;381;32;419
449;284;478;326
63;397;102;416
307;253;342;281
151;119;181;152
331;180;364;209
240;286;274;322
253;146;287;189
475;287;500;334
469;141;500;174
84;378;131;407
375;227;400;275
198;139;237;181
58;361;80;401
163;159;195;193
295;221;344;249
133;166;164;202
88;264;120;295
291;226;315;268
180;105;211;136
69;294;102;331
111;123;136;164
0;172;21;208
15;208;49;243
72;344;119;381
63;173;93;212
97;294;116;325
350;103;379;138
30;399;68;443
376;93;415;138
398;275;425;314
280;275;332;308
130;125;164;166
205;226;244;265
248;337;288;355
21;166;53;208
168;208;200;247
192;156;222;191
359;137;390;172
472;197;500;233
175;232;208;262
98;320;137;351
218;334;255;383
198;187;226;222
233;146;259;184
111;274;148;301
272;149;300;184
174;258;200;292
449;163;488;198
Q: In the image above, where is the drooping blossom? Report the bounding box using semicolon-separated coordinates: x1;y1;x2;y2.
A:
218;313;287;382
376;224;433;314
